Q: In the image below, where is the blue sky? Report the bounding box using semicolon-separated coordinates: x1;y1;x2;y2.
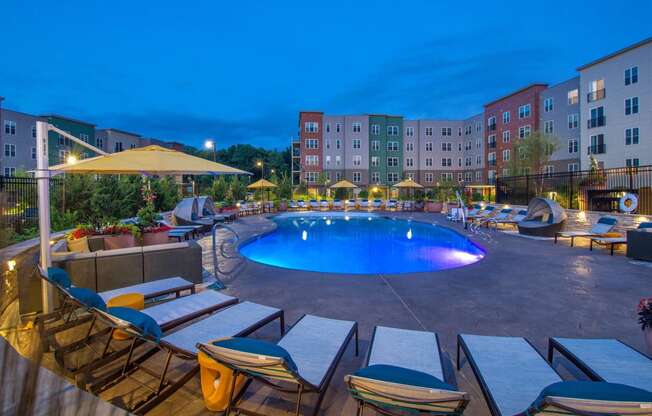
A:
1;1;650;149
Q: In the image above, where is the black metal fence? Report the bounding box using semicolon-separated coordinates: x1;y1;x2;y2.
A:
0;176;63;232
496;165;652;214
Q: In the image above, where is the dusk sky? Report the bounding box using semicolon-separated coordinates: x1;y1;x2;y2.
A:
1;1;651;150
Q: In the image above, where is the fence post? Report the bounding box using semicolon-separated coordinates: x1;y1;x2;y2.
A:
569;171;574;209
525;174;529;205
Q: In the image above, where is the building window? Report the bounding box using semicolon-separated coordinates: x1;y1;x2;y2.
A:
476;139;481;149
502;149;510;161
353;139;361;149
487;116;496;130
518;104;531;118
425;173;433;183
305;139;319;149
441;142;452;152
335;155;341;166
305;172;318;183
387;125;399;136
4;167;16;176
476;155;481;165
387;141;399;151
58;149;69;163
371;172;380;183
441;172;453;182
352;172;361;183
567;89;579;105
4;144;16;157
425;158;433;167
406;142;414;151
336;123;341;133
405;157;414;167
568;163;578;172
625;128;639;145
589;134;605;154
502;111;510;124
31;125;37;138
544;97;553;112
335;172;342;181
544;165;554;176
31;147;37;159
336;139;341;150
114;141;124;152
441;127;452;136
325;140;330;149
441;158;451;167
502;131;510;143
544;120;554;135
387;157;398;167
625;66;638;85
352;122;361;133
353;155;362;166
425;127;433;136
488;135;496;148
425;142;433;151
488;152;496;165
371;124;380;135
406;126;414;137
325;155;331;165
4;120;16;135
371;156;379;167
475;171;482;182
305;155;319;166
518;125;531;139
129;143;136;149
406;172;415;180
96;137;104;149
625;97;639;115
79;133;89;143
304;122;318;133
626;158;640;168
568;138;578;153
371;140;379;151
568;113;579;129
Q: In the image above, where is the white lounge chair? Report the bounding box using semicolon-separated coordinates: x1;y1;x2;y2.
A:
360;200;370;210
554;216;618;246
403;201;413;211
288;200;298;211
346;199;357;210
309;199;319;210
297;200;307;210
386;199;397;211
320;199;329;210
346;326;468;415
589;222;652;255
333;199;343;210
485;208;513;229
372;199;383;210
492;209;527;229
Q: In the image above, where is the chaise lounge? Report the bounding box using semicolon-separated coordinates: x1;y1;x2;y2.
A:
518;198;567;238
555;215;618;246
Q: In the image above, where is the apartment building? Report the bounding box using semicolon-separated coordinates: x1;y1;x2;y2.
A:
538;77;582;174
42;114;97;165
0;108;42;175
96;128;142;153
579;37;652;169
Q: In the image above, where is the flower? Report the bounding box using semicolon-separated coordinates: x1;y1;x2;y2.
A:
638;297;652;331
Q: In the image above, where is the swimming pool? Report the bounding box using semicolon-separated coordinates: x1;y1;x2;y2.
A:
239;213;485;274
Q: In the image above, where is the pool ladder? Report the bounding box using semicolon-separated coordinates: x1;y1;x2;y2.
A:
210;223;245;289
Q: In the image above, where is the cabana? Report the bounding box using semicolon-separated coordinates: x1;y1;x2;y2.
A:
518;197;567;237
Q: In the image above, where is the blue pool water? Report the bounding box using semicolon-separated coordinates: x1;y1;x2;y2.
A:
239;213;485;274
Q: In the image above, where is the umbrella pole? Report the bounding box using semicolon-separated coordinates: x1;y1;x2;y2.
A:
36;121;54;313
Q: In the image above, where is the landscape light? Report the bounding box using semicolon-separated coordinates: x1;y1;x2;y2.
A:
7;260;16;272
66;155;78;165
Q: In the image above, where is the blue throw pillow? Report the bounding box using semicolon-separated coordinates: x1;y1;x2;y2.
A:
212;337;298;373
353;364;456;391
107;307;162;342
530;381;652;412
68;287;107;311
47;267;71;288
639;222;652;229
598;217;617;225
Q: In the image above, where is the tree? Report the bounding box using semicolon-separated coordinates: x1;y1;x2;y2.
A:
507;130;560;177
276;172;293;200
211;176;229;202
228;176;247;201
316;172;329;197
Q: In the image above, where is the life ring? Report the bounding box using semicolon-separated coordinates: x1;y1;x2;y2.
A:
619;193;638;213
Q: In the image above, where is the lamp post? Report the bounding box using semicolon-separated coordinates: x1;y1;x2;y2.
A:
204;139;216;161
256;160;264;178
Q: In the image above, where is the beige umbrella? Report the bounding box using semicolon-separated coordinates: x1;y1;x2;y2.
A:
392;178;424;200
247;178;277;206
330;179;358;199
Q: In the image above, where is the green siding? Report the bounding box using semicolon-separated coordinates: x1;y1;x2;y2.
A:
368;115;403;185
45;116;96;165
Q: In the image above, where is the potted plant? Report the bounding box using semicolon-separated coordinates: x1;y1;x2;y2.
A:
101;223;140;249
638;298;652;354
137;184;170;246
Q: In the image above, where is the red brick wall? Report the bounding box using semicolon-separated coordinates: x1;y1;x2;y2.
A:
299;112;323;179
483;85;547;178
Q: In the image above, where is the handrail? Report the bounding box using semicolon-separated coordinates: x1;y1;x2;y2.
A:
210;222;242;289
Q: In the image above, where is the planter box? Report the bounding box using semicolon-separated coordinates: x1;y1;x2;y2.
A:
425;201;443;213
278;201;288;211
142;230;170;246
103;234;136;250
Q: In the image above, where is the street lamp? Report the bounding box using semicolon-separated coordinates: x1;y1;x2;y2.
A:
204;139;216;161
256;160;263;178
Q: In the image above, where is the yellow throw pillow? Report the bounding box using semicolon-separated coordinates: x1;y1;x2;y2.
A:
68;236;90;253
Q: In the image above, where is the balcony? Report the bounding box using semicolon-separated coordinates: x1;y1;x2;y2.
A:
587;144;606;155
587;89;606;103
587;116;606;129
488;124;496;132
488;142;497;149
488;160;496;166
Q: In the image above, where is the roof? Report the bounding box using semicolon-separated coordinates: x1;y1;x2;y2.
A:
484;83;548;107
41;114;96;127
97;128;142;138
577;37;652;71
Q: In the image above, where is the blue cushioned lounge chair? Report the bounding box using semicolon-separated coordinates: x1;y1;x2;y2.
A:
554;216;618;246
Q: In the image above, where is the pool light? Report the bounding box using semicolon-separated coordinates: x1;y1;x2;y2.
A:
301;230;308;241
406;228;413;240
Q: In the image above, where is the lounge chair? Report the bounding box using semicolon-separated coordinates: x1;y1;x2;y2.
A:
446;207;465;222
346;199;357;210
333;199;343;210
172;197;215;231
491;209;527;230
548;337;652;392
38;267;196;353
466;204;482;217
85;297;284;414
555;216;618;246
346;326;468;415
386;199;397;211
485;208;513;229
590;222;652;255
519;197;567;237
309;199;319;210
403;201;413;211
360;200;370;210
372;199;383;211
197;314;357;416
297;200;307;210
467;205;495;222
458;334;652;415
320;199;329;210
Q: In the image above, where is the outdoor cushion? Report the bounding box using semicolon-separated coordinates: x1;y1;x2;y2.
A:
141;242;189;252
353;364;455;391
212;337;298;372
597;217;618;225
638;222;652;229
48;267;71;288
108;306;162;341
69;287;107;311
530;381;652;411
68;236;90;253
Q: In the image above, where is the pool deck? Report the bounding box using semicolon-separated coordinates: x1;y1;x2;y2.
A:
45;211;651;415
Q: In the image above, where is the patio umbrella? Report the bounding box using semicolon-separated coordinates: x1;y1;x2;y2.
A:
392;178;424;200
247;178;277;205
330;179;358;199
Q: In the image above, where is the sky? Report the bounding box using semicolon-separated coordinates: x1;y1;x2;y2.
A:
1;1;651;150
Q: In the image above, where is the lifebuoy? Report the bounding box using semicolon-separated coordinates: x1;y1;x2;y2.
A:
619;193;638;213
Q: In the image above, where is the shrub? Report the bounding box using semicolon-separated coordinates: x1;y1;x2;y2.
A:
638;298;652;331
